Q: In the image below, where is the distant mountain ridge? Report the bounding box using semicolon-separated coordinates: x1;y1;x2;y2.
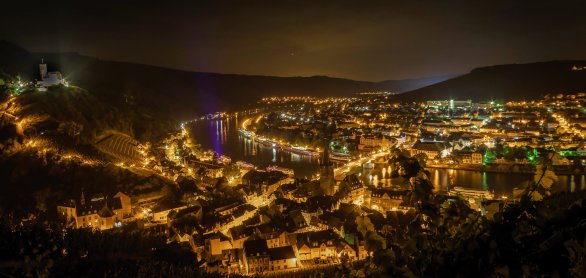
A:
395;61;586;102
0;41;452;120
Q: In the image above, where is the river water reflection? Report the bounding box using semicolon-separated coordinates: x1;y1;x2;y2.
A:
190;118;586;195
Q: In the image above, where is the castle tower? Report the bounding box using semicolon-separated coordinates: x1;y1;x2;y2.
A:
80;190;86;206
39;59;47;80
319;141;335;195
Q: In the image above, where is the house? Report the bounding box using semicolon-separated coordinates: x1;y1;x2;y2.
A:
214;202;245;216
358;134;392;150
285;209;308;232
201;176;223;188
192;161;224;178
228;225;255;249
369;189;408;212
279;183;298;200
410;140;451;159
243;239;270;274
151;202;187;223
471;152;483;164
268;246;299;271
295;229;339;261
301;196;340;224
255;223;289;248
241;170;293;205
338;174;364;205
217;204;257;232
337;240;357;261
205;232;233;260
457;152;484;164
57;192;132;230
169;205;203;224
236;183;275;208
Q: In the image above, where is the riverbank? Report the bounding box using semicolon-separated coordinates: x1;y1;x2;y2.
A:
426;163;586;175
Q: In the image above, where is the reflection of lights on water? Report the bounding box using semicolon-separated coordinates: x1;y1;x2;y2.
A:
373;175;379;187
382;168;386;178
433;169;440;190
272;148;277;163
570;175;575;192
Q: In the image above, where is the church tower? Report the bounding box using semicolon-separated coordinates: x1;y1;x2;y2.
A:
319;141;335;195
80;190;86;206
39;59;47;80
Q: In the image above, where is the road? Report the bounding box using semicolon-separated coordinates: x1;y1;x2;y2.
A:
334;151;389;179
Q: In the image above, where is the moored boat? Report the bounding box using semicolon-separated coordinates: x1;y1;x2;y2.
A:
266;165;294;176
448;187;495;200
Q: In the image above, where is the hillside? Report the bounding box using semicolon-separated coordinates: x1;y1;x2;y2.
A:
0;41;450;120
395;61;586;101
377;74;458;93
0;85;175;218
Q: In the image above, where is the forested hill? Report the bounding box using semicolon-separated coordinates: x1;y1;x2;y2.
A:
395;61;586;102
0;41;450;120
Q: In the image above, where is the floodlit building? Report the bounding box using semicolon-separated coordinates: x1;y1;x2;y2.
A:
295;229;339;261
426;99;472;108
410;140;451;159
57;192;132;230
369;189;408;212
37;59;65;87
358;134;392;150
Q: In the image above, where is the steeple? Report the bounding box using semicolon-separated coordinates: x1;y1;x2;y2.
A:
320;141;332;167
80;189;86;206
319;139;335;195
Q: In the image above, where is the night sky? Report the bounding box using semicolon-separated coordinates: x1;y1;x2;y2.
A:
1;0;585;81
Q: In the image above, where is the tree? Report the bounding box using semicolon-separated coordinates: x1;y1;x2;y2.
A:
413;153;428;168
356;215;386;253
483;149;496;164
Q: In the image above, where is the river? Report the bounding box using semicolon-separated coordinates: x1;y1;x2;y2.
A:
189;118;586;196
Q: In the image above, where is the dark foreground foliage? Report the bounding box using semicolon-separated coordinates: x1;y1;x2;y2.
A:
0;222;213;277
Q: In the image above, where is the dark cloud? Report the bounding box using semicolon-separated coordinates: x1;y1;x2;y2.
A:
1;0;585;80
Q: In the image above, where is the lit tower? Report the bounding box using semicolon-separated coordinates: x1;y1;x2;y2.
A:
80;189;86;206
319;139;335;195
39;59;47;80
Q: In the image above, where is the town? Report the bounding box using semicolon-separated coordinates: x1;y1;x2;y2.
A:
39;78;585;274
2;2;586;276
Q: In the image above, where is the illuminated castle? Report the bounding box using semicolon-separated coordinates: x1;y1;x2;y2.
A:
37;59;64;87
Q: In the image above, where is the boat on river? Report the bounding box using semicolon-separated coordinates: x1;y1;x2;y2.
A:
281;145;319;156
448;187;495;200
330;153;353;162
266;165;294;176
235;161;256;170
